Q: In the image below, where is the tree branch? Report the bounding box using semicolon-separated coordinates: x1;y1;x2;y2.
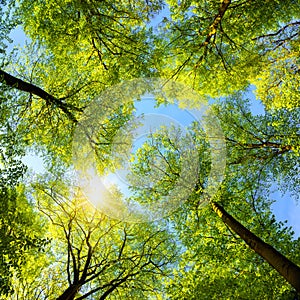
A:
252;21;300;41
0;69;80;123
202;0;231;48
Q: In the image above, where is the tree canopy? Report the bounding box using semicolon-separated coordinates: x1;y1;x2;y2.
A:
0;0;299;299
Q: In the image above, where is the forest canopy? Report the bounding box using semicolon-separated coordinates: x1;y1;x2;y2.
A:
0;0;299;299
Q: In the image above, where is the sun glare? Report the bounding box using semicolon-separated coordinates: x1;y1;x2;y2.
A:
78;167;131;220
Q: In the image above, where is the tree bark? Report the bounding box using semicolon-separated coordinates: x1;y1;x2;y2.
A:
204;0;231;46
56;284;81;300
211;201;300;293
0;69;78;122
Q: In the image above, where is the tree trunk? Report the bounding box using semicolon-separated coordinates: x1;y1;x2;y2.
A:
56;284;81;300
211;201;300;293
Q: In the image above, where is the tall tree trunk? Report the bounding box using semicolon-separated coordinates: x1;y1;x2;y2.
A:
211;201;300;293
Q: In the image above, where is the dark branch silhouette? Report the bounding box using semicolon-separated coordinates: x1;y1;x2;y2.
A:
0;69;82;123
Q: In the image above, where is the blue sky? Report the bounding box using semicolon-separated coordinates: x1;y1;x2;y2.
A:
7;17;300;238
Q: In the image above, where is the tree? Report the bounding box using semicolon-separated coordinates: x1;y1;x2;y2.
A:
0;0;163;165
0;120;47;297
126;95;300;297
11;176;177;300
0;186;49;297
166;199;300;299
19;0;162;79
1;3;179;298
155;0;300;103
210;201;300;293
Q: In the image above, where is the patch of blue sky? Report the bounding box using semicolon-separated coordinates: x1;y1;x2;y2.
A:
6;25;28;52
271;189;300;239
22;152;45;175
134;96;197;127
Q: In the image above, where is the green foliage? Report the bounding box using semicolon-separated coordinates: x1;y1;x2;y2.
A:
0;100;48;297
127;94;300;298
156;0;300;101
254;39;300;109
0;185;48;297
213;94;300;200
23;178;178;299
0;0;299;298
0;0;164;167
0;0;19;60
